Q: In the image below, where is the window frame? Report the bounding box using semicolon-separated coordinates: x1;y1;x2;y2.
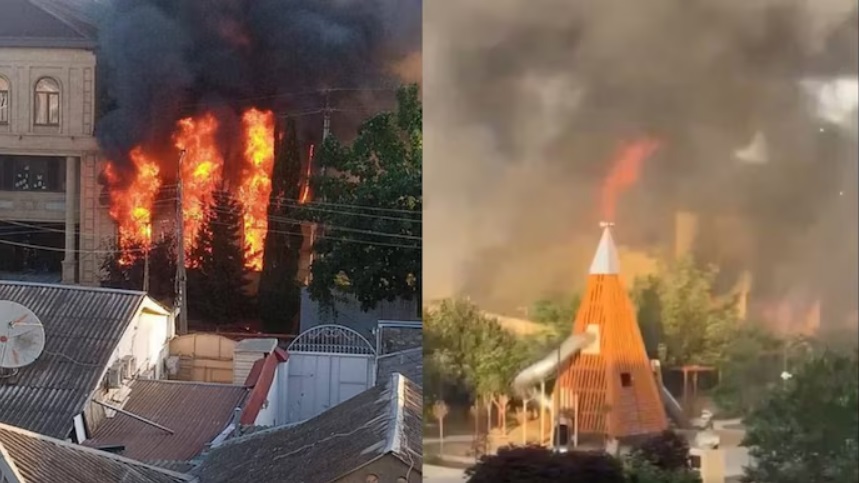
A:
0;76;9;125
33;77;61;127
0;155;65;192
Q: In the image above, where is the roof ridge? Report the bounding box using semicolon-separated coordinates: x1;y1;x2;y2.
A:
0;421;193;480
0;280;147;296
383;373;406;455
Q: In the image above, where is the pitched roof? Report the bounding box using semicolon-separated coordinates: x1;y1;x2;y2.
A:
83;379;248;465
0;0;97;49
0;282;157;439
0;422;191;483
589;223;620;274
195;373;422;483
376;348;422;387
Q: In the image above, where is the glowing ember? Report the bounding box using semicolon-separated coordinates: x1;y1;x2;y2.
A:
600;138;661;221
174;113;225;256
299;144;315;204
237;108;275;270
105;147;162;264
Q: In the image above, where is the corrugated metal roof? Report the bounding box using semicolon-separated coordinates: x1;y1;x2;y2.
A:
0;422;191;483
196;373;423;483
0;281;148;438
83;379;248;464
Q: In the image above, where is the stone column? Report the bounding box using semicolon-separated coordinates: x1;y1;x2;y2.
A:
62;156;78;284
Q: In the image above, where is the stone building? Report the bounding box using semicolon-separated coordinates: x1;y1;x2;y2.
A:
0;0;111;285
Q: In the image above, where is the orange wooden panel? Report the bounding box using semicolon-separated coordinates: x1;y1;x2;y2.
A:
556;274;668;439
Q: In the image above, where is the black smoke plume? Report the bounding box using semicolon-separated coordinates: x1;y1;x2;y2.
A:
94;0;421;182
424;0;857;329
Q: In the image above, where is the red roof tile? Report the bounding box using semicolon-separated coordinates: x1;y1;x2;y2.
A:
83;380;248;464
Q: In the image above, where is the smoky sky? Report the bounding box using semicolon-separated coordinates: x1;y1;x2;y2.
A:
424;0;858;326
94;0;421;172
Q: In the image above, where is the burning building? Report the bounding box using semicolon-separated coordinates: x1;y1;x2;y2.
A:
0;0;420;286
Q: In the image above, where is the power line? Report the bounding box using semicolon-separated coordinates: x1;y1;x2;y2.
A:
0;223;420;253
2;208;421;241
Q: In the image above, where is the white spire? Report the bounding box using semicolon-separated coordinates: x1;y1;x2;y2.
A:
589;222;620;275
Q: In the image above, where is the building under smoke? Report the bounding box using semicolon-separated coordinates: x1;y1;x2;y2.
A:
0;0;420;285
424;0;858;333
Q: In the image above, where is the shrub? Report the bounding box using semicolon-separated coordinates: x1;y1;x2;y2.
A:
465;445;626;483
629;430;692;471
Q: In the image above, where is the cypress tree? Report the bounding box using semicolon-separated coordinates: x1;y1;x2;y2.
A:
258;118;304;333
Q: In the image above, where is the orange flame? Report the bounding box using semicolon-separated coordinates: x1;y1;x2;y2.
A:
299;143;315;204
174;113;224;256
237;108;275;270
105;147;162;264
600;138;661;221
106;108;275;270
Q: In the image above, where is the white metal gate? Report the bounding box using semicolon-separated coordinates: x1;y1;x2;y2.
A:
282;325;376;424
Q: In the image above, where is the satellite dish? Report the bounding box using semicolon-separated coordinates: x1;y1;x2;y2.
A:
0;300;46;369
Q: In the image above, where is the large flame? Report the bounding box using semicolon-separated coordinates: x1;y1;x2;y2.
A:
105;108;277;271
600;138;661;221
105;147;162;264
237;108;275;270
174;113;225;256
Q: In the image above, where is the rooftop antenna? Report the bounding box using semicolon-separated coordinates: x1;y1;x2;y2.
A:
0;300;46;373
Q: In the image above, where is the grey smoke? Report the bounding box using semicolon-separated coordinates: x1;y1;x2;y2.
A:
95;0;421;175
424;0;857;327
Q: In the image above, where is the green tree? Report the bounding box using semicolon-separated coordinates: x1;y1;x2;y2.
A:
711;324;784;417
530;293;581;336
630;275;666;358
741;351;859;483
258;119;304;333
101;235;176;304
187;189;254;325
307;84;421;312
424;298;528;402
638;256;739;367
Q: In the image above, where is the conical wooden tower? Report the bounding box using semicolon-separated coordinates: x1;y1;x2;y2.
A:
556;223;668;439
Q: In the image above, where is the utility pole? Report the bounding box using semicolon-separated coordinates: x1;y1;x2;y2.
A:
322;89;331;140
142;224;151;293
175;150;188;335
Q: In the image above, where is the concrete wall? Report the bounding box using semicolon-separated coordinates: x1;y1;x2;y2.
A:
0;47;109;285
106;305;172;379
0;48;97;141
337;454;421;483
252;362;282;427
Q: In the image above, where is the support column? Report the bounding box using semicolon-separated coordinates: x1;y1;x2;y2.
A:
62;156;78;284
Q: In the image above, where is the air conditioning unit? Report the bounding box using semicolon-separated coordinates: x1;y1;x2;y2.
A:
121;355;137;379
105;364;122;389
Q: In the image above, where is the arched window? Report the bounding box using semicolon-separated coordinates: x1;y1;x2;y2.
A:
0;77;9;125
34;77;60;126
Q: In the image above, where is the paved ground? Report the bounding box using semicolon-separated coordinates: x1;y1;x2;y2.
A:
424;465;466;482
